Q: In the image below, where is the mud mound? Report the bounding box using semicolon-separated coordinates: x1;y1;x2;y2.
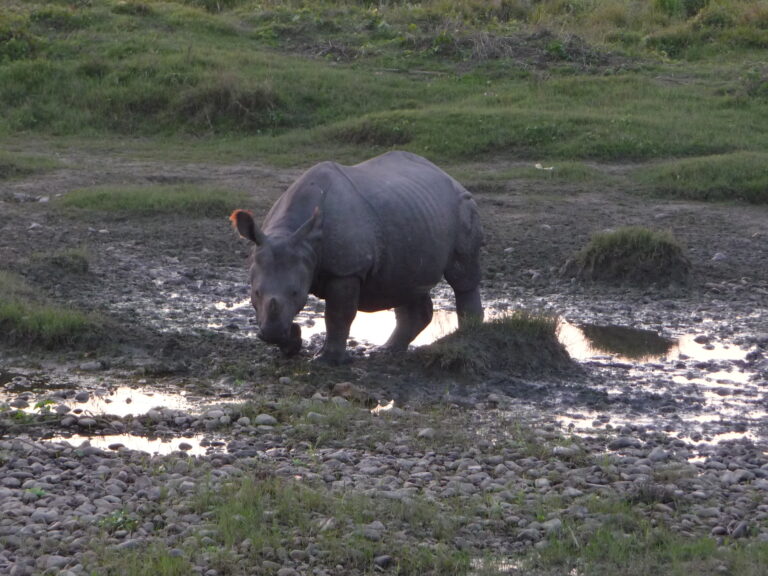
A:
564;226;691;286
414;314;578;378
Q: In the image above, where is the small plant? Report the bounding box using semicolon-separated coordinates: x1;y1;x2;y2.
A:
25;486;47;497
99;509;139;534
568;226;691;286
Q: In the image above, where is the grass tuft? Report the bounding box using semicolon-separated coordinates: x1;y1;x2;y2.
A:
568;226;691;286
416;313;577;377
0;270;98;349
59;184;250;217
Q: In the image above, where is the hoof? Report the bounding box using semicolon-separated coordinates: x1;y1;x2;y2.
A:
279;324;303;357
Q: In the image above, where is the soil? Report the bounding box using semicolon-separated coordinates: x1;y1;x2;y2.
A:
1;148;767;441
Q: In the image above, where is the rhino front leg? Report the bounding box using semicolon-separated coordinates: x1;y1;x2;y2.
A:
384;293;433;352
455;287;483;327
317;277;360;365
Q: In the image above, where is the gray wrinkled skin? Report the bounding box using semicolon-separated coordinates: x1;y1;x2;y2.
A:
232;151;484;365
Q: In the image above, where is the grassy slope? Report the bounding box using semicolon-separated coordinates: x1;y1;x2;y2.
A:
1;2;768;177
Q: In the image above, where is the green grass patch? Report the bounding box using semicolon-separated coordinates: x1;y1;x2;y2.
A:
634;152;768;203
416;312;576;377
0;150;59;179
568;226;691;286
59;184;250;217
3;1;768;166
89;543;193;576
531;495;768;576
0;270;99;349
31;247;90;274
201;474;469;574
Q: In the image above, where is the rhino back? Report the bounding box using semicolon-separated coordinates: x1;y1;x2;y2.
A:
339;152;476;307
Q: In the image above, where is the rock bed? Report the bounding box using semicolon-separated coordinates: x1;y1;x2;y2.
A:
2;391;768;575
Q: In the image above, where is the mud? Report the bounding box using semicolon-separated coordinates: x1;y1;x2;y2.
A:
1;148;767;451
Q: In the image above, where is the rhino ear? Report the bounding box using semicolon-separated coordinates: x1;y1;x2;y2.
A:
291;207;323;246
230;209;266;245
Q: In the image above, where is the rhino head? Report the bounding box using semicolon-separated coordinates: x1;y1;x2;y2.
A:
230;208;322;356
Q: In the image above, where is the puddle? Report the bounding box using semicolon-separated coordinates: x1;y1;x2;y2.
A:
1;380;201;418
45;433;217;456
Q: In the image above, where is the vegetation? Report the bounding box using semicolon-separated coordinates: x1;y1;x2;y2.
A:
0;150;59;179
59;184;250;217
199;474;469;574
0;0;766;190
530;495;768;576
634;152;768;204
569;226;691;285
416;313;577;376
0;270;100;348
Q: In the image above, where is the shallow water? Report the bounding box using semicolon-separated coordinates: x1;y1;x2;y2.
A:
46;433;215;456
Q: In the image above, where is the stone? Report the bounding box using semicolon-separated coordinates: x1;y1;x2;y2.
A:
254;414;277;426
374;555;393;568
363;520;385;541
608;437;642;450
542;518;563;535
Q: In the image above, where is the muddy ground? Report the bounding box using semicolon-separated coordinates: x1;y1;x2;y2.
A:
1;149;766;434
1;148;767;573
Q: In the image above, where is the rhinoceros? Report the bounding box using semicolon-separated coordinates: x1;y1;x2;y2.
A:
230;151;483;364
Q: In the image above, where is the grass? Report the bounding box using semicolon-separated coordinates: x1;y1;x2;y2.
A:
59;184;251;217
1;1;768;171
634;152;768;203
416;312;577;377
0;269;99;349
0;150;60;179
31;247;90;274
569;226;691;286
89;544;192;576
199;474;469;574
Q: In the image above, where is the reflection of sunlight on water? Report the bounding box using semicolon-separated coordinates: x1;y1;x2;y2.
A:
4;386;200;418
46;434;212;456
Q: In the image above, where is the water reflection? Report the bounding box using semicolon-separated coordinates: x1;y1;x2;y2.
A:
46;433;214;456
4;386;197;418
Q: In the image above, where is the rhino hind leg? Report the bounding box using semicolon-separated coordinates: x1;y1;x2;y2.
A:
384;294;433;352
454;287;483;326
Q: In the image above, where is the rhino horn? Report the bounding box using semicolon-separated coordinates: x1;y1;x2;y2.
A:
230;209;266;245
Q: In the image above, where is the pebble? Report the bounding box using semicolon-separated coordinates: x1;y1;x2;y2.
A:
254;414;277;426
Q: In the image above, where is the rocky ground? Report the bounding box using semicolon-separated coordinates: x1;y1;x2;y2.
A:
1;149;767;574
